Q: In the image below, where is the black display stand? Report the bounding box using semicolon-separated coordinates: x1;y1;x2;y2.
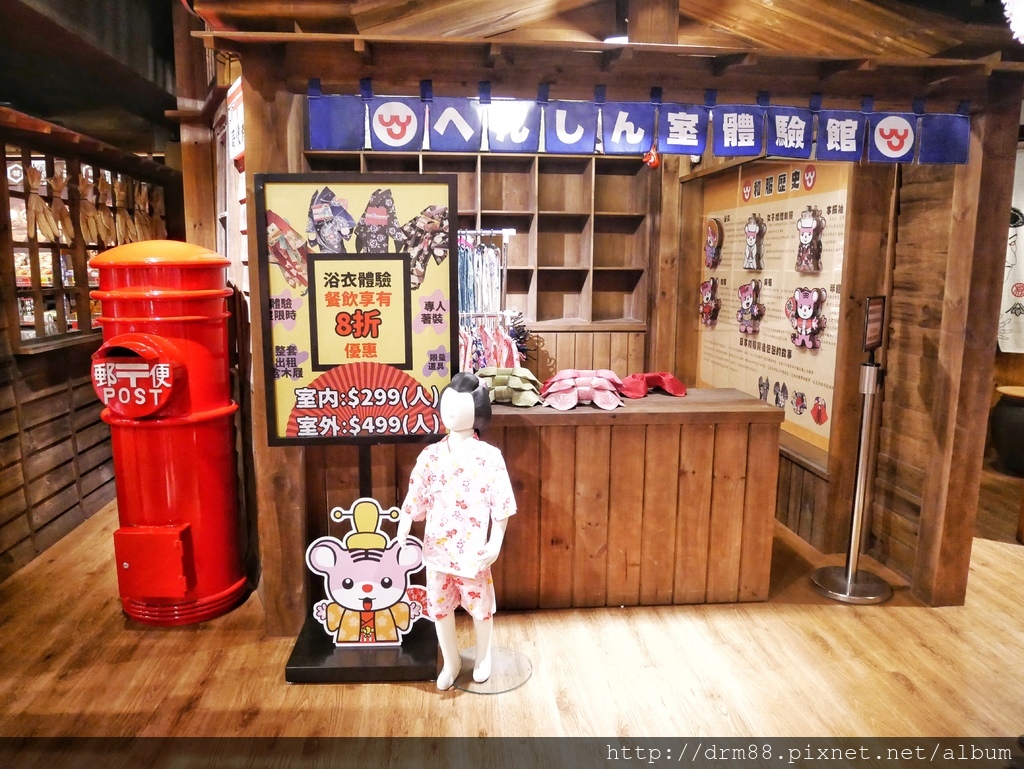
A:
285;613;438;683
285;444;439;684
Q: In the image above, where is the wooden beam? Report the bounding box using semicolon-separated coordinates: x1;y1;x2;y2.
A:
600;46;632;72
628;0;678;45
818;58;873;80
354;0;596;39
711;53;757;77
353;37;374;65
912;74;1024;606
486;43;502;69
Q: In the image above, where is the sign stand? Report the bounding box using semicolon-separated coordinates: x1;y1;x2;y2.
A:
811;297;893;605
285;448;439;683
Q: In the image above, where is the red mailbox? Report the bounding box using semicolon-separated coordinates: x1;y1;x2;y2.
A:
90;241;247;626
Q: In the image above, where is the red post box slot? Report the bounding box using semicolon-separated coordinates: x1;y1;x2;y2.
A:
91;332;186;419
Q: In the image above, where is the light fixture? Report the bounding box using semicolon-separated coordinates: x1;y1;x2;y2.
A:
604;0;628;44
1004;0;1024;43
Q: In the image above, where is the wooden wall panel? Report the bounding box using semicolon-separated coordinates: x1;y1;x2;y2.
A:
572;425;610;607
606;424;645;606
868;164;953;579
913;76;1024;605
639;424;679;604
674;423;714;603
739;422;780;601
774;455;830;553
706;424;748;603
538;425;575;608
526;330;648;383
0;346;113;583
502;425;541;608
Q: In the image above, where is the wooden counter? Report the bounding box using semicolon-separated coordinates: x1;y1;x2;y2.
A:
481;388;784;608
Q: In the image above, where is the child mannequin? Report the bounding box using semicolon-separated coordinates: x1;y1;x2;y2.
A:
397;372;516;690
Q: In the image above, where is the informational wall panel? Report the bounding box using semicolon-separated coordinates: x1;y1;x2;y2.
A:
697;161;850;450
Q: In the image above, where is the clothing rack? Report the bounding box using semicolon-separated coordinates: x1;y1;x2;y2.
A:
456;230;525;372
457;228;516;324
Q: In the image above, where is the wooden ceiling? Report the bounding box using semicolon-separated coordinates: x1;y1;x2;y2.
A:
192;1;1024;109
190;0;1021;60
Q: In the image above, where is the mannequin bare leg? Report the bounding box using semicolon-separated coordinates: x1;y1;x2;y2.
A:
473;617;493;683
435;613;461;690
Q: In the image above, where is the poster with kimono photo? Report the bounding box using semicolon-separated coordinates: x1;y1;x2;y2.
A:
255;173;459;445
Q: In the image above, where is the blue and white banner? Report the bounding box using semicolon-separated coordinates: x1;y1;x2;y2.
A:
712;105;765;157
918;113;971;165
368;98;426;151
306;94;971;165
766;106;813;159
429;97;484;152
308;95;365;151
602;102;655;155
867;112;917;163
545;100;599;154
487;100;541;153
657;104;709;156
815;110;866;162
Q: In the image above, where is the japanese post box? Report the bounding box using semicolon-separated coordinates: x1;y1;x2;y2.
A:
90;241;247;626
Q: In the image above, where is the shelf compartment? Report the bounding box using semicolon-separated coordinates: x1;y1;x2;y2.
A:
537;212;591;268
480;156;535;212
538;156;592;213
422;155;478;215
594;156;650;215
593;214;648;269
537;268;589;322
304;152;362;173
503;267;534;318
592;269;645;323
478;212;534;268
362;153;421;173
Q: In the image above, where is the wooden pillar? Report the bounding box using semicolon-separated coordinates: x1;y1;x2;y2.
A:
172;2;217;250
648;155;681;374
239;44;309;635
628;0;678;44
913;74;1024;605
674;178;703;384
821;165;896;553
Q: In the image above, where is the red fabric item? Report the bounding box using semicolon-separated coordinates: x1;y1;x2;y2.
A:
619;372;688;399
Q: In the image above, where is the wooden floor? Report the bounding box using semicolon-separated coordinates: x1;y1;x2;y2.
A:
0;490;1022;739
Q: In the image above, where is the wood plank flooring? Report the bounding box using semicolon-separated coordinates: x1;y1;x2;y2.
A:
0;499;1022;738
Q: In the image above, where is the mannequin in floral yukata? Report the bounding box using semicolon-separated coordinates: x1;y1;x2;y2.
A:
397;372;516;690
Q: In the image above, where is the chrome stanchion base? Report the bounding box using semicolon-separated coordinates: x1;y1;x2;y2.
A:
810;565;893;605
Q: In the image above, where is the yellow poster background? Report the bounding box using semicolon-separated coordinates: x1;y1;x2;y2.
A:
261;178;455;441
698;161;850;451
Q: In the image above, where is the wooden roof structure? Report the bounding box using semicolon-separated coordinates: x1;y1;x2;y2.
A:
190;0;1024;111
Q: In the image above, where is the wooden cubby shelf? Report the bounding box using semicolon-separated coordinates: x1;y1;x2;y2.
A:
302;150;655;327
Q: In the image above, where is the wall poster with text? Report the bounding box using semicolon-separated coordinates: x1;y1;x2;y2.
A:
256;174;458;445
697;161;850;451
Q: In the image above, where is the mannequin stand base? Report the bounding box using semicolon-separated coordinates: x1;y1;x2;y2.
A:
285;616;438;683
810;565;893;605
453;646;532;695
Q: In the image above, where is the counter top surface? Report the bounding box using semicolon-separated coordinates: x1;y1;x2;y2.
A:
490;387;785;426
